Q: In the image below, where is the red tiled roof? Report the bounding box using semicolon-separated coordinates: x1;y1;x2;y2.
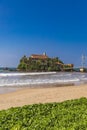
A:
30;54;48;59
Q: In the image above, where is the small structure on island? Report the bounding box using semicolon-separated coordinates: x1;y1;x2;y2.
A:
63;64;74;71
56;62;74;71
43;52;46;56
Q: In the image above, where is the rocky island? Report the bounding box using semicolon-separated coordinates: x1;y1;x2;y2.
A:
18;52;74;72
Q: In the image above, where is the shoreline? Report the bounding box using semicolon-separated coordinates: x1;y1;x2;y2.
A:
0;83;87;110
0;83;76;94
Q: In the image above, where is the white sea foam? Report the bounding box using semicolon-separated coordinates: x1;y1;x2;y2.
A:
0;72;56;77
0;78;80;87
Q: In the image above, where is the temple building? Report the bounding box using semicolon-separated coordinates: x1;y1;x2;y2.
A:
30;52;48;60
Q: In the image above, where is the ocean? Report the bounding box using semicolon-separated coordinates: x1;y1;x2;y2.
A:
0;70;87;94
0;71;87;86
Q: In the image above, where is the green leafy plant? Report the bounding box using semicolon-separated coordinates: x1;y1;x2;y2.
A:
0;98;87;130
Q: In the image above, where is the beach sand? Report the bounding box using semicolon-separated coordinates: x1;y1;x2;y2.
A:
0;84;87;110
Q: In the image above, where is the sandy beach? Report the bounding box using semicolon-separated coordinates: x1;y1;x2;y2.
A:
0;84;87;110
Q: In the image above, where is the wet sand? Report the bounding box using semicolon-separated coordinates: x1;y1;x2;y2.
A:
0;84;87;110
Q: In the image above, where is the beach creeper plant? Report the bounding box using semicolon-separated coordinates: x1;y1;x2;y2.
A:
0;98;87;129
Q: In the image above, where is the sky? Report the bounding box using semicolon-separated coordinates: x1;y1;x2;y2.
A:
0;0;87;67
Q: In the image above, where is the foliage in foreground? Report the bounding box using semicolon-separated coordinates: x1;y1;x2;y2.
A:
0;98;87;130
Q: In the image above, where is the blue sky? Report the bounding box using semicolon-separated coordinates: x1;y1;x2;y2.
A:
0;0;87;67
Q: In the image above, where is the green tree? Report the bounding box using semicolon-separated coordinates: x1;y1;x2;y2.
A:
20;55;27;63
18;62;27;71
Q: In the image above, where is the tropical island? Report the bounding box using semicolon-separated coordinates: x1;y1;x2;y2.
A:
18;52;74;72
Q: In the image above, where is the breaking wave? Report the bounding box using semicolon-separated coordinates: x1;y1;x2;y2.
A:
0;72;86;87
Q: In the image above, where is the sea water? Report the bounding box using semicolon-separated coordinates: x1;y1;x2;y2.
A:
0;71;87;93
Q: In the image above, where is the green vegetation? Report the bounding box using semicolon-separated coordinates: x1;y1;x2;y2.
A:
18;55;64;71
0;98;87;130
